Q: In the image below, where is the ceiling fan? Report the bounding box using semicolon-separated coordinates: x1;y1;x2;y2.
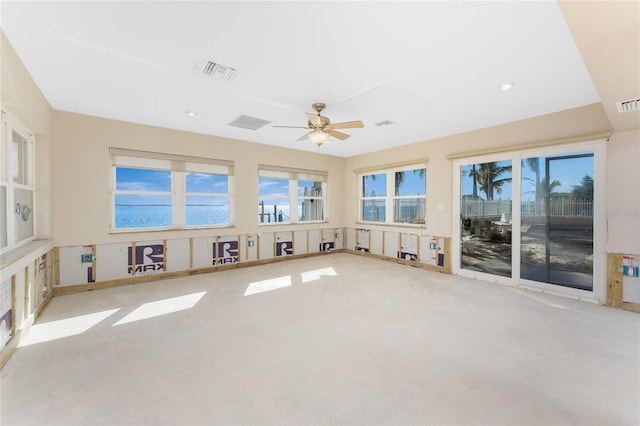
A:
274;102;364;146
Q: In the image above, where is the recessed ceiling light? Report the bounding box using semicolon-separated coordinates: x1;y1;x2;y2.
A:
499;81;515;91
186;111;197;117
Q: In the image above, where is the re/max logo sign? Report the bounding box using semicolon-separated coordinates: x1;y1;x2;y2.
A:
214;241;238;265
128;244;164;274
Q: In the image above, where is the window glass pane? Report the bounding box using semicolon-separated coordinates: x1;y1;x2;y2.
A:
12;131;28;185
259;177;288;196
297;180;323;197
362;173;386;197
258;198;290;223
186;196;230;226
297;199;324;221
114;194;172;229
186;173;228;193
395;168;426;196
460;160;512;278
394;198;425;224
115;167;171;191
14;188;34;242
361;199;386;222
0;186;7;248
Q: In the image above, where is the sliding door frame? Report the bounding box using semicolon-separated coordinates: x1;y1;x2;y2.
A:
452;139;606;303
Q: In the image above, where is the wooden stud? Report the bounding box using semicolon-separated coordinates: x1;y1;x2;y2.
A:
162;240;167;271
189;238;194;269
130;242;136;276
257;234;261;260
54;246;60;286
606;253;623;307
291;232;296;256
237;236;241;262
91;244;97;282
10;275;16;336
443;237;452;274
214;236;219;266
33;258;39;307
23;266;29;319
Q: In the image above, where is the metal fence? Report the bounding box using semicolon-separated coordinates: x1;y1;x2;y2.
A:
462;198;593;219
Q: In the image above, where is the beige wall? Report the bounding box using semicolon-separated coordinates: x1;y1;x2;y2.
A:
344;103;612;238
606;129;640;254
52;111;346;246
1;31;53;240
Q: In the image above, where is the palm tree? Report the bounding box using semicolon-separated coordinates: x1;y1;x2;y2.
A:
475;162;512;200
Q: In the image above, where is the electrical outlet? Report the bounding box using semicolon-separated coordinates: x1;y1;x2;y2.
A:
81;254;93;263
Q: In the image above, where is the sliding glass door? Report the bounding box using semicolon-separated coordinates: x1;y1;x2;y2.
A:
521;153;594;290
460;160;512;278
453;141;603;299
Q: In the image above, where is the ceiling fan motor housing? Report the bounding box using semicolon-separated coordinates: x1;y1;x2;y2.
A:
308;115;330;129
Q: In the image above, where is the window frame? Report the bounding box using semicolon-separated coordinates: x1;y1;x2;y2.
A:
1;110;36;253
357;162;427;227
258;165;328;225
110;148;234;232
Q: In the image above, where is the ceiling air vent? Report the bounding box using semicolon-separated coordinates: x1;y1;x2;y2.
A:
195;60;237;81
375;120;396;127
228;115;271;130
616;98;640;113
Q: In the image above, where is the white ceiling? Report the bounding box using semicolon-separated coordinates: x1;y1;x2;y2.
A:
1;1;601;157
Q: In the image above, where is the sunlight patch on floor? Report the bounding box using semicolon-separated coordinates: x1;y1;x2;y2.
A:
113;291;207;326
19;309;121;347
301;267;337;283
244;275;291;296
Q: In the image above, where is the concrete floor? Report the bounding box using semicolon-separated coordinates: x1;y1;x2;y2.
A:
1;253;639;425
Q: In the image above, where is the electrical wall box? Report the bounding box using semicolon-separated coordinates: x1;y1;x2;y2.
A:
247;240;255;247
81;254;93;263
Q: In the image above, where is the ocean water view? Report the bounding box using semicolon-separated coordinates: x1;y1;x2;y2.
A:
115;205;230;228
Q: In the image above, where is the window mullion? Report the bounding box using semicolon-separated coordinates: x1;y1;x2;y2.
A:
174;171;185;227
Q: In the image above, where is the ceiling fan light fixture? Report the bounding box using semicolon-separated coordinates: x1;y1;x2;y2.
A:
309;129;329;146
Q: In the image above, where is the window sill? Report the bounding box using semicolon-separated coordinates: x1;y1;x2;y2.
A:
257;221;330;227
0;239;54;273
109;224;236;234
355;221;426;229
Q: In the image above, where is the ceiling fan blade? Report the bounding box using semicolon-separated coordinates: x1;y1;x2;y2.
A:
273;125;310;129
330;120;364;129
306;113;322;127
297;131;314;141
328;129;350;140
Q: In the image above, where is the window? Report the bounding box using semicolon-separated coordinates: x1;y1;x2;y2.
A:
111;149;233;231
1;111;35;252
358;163;426;225
258;165;327;224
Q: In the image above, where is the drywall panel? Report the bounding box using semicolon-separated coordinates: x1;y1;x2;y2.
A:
294;230;308;255
384;231;400;258
59;245;94;286
308;229;323;253
334;228;344;250
370;230;383;255
192;236;215;269
355;228;370;252
95;242;132;282
259;232;274;260
215;235;240;266
320;228;335;252
346;228;356;251
399;233;419;261
166;239;190;272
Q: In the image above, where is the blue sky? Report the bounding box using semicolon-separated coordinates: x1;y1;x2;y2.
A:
115;168;229;205
362;169;426;197
460;155;594;201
